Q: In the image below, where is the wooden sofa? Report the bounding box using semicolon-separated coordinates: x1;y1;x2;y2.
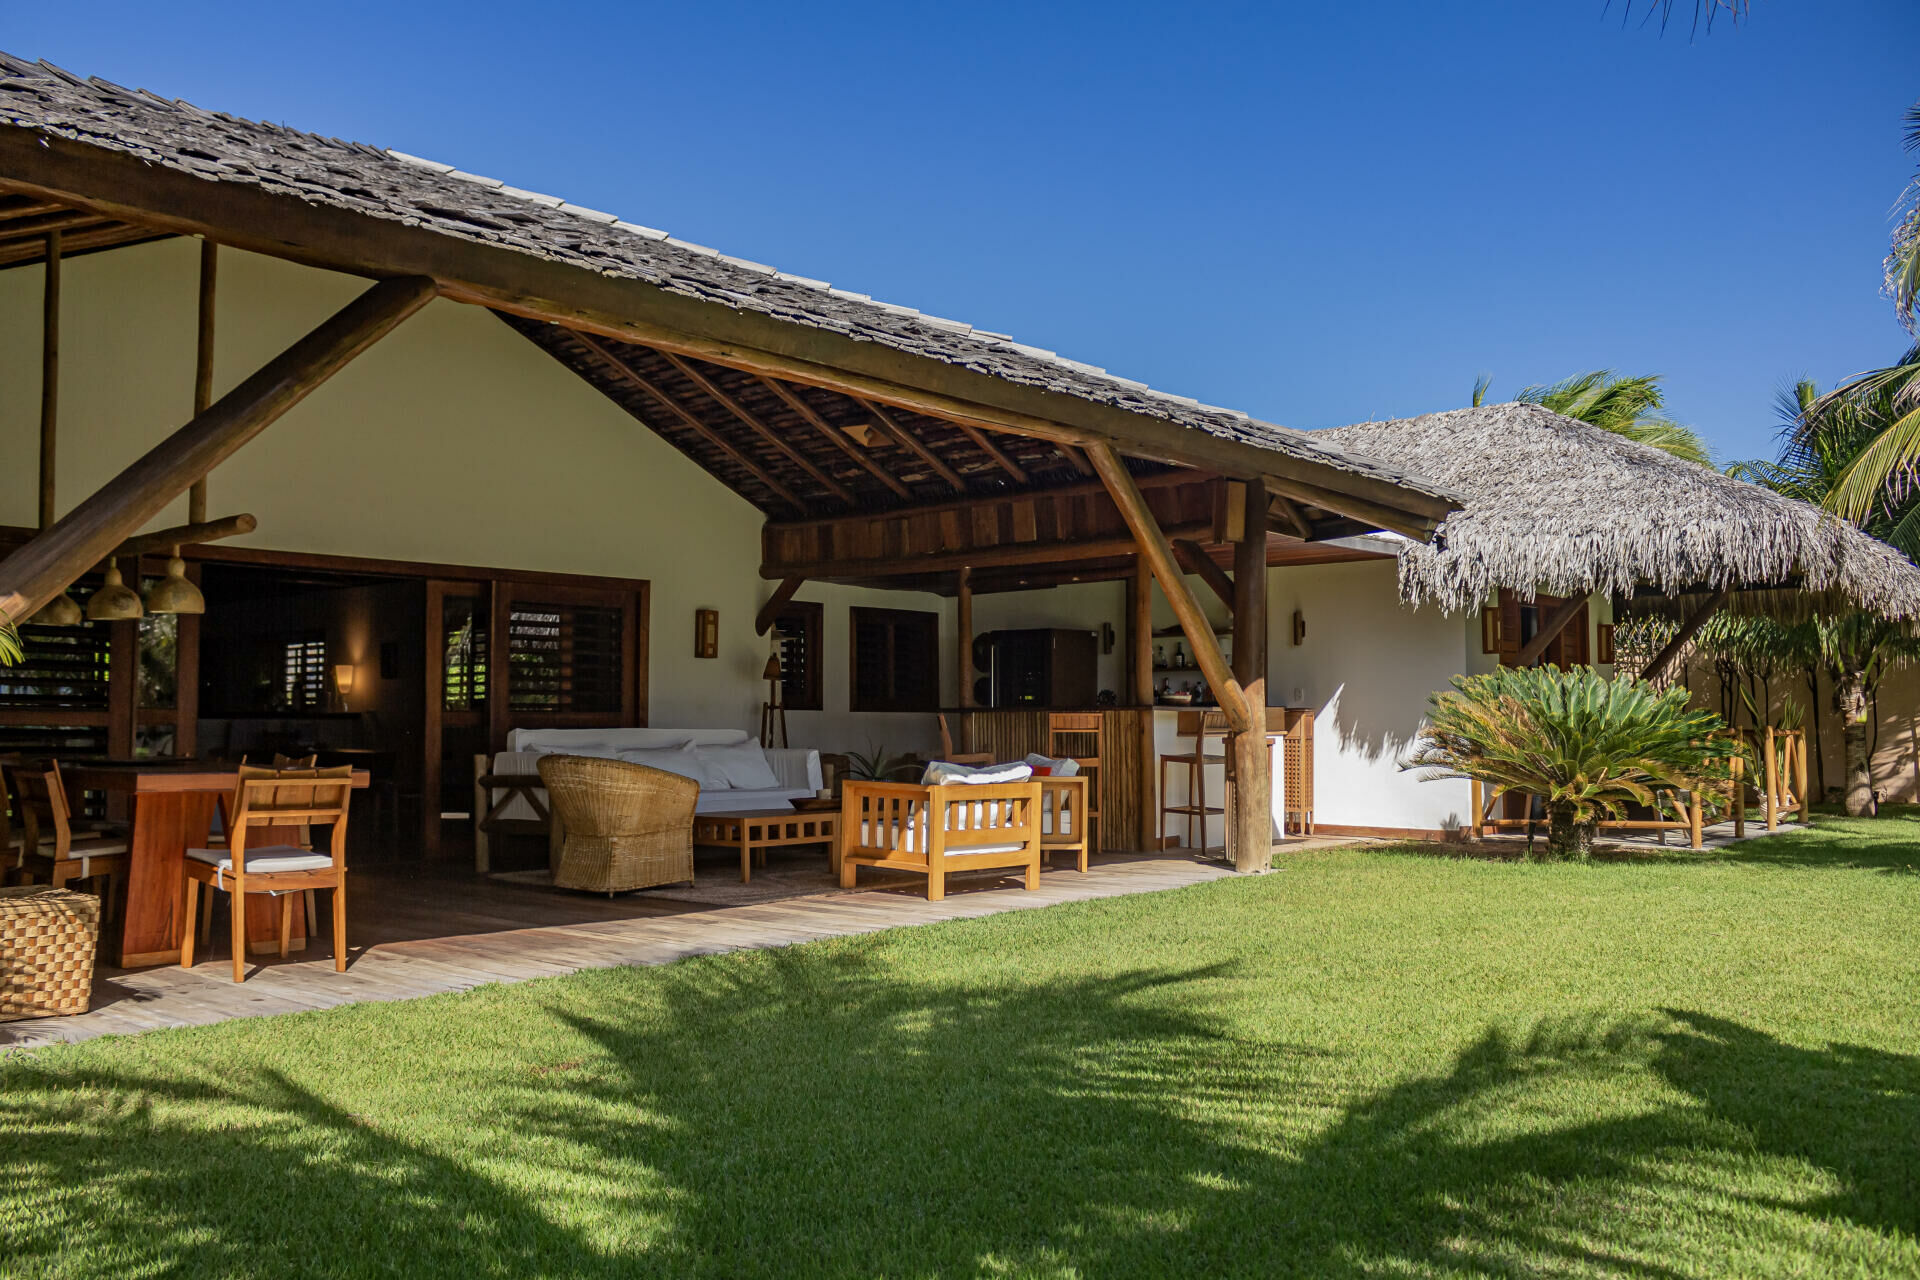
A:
838;779;1044;901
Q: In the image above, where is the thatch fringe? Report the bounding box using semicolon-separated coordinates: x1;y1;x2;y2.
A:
1319;405;1920;621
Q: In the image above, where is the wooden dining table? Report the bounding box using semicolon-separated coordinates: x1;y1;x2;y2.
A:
62;762;369;968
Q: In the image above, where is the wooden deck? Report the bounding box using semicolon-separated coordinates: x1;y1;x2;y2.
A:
1;848;1235;1049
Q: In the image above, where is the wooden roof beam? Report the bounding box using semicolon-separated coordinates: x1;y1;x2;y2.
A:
657;351;858;507
758;378;912;502
755;576;806;636
855;399;967;494
573;334;807;515
953;421;1029;485
1268;493;1315;541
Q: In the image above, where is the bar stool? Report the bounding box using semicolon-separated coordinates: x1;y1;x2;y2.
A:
1220;724;1284;864
1047;713;1101;853
1159;711;1228;856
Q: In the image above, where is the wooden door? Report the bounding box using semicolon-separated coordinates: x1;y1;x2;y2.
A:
487;580;648;751
422;579;489;856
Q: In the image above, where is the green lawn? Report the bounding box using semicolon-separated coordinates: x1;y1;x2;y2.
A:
3;817;1918;1277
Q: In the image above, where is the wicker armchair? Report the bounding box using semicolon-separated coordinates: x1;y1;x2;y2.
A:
536;754;697;895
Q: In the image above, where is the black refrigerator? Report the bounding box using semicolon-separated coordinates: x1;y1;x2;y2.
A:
978;629;1098;708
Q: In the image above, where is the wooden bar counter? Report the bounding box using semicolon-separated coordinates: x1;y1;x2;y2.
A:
64;762;368;968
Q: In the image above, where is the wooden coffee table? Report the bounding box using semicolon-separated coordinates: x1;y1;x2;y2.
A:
692;808;840;883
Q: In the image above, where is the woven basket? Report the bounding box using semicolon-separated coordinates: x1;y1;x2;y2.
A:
0;885;100;1021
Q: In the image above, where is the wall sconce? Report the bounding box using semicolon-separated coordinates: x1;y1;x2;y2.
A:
1100;622;1115;655
1596;623;1616;665
695;608;719;659
1291;610;1306;646
334;663;356;711
1480;607;1502;655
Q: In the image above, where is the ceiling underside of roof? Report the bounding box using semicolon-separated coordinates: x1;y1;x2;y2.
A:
0;190;161;266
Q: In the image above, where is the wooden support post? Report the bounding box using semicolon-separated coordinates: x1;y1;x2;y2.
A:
957;566;975;709
188;240;217;526
38;229;59;530
1090;445;1269;871
1128;555;1153;708
753;576;805;636
0;275;435;624
1513;594;1588;668
1230;479;1271;870
1688;788;1704;850
1642;589;1730;683
1470;778;1484;840
1764;726;1779;832
1793;730;1809;823
1730;751;1745;839
1233;481;1268;688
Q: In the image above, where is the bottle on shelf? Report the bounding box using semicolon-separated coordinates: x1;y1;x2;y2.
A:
1173;641;1188;669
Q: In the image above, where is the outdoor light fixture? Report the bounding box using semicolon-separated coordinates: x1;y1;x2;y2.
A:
30;590;83;627
142;548;205;615
842;422;877;448
85;558;143;621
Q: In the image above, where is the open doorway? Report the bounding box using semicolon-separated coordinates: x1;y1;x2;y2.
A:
195;562;425;860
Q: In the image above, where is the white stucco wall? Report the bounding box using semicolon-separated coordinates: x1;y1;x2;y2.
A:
0;239;945;752
1266;559;1475;832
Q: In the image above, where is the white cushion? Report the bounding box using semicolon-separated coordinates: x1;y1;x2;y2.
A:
1024;752;1080;777
186;845;333;888
921;761;1034;786
616;745;721;788
695;741;780;790
508;727;750;754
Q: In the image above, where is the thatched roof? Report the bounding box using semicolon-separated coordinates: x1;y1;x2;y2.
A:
1319;404;1920;620
0;53;1457;523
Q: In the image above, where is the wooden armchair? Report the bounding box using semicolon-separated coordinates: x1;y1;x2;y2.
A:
1038;775;1090;873
838;779;1043;901
536;754;696;895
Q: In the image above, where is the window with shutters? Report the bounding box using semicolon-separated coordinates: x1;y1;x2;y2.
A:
0;615;112;714
507;601;623;713
282;635;328;711
442;597;489;711
771;601;823;711
850;607;939;713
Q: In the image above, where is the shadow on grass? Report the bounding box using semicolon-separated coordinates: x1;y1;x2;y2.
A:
1696;807;1920;872
2;951;1915;1275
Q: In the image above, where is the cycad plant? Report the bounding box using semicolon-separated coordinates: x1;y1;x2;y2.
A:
1405;665;1727;860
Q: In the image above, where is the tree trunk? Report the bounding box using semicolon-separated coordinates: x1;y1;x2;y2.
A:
1833;669;1874;817
1547;806;1596;861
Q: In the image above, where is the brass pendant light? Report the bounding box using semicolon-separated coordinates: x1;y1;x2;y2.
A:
86;558;144;622
143;547;205;615
29;590;83;627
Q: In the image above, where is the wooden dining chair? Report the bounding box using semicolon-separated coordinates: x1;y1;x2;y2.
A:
936;714;994;766
9;762;130;921
182;764;353;982
212;754;323;934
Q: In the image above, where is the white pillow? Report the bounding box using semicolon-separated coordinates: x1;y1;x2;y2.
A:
616;746;721;788
922;760;1033;786
1023;752;1080;777
694;741;781;790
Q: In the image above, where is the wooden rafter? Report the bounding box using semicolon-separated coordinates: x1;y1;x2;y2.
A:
754;576;806;636
1514;595;1589;668
951;420;1030;485
0;275;435;624
758;377;913;502
1268;493;1315;541
1057;443;1095;477
658;351;857;506
1643;589;1729;682
857;398;967;494
1172;539;1236;612
572;334;806;514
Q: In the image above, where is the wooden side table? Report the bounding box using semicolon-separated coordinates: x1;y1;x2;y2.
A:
692;809;839;884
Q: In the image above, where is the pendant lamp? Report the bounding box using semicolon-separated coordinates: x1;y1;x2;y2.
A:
86;558;144;621
29;591;83;627
142;548;205;615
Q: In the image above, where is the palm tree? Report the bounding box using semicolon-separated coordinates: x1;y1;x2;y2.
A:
1725;383;1920;814
1472;371;1713;465
1804;100;1920;521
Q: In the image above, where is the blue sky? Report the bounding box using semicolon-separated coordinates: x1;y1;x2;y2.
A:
8;1;1917;462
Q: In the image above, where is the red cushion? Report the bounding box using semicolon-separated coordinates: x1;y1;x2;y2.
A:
1030;765;1052;776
